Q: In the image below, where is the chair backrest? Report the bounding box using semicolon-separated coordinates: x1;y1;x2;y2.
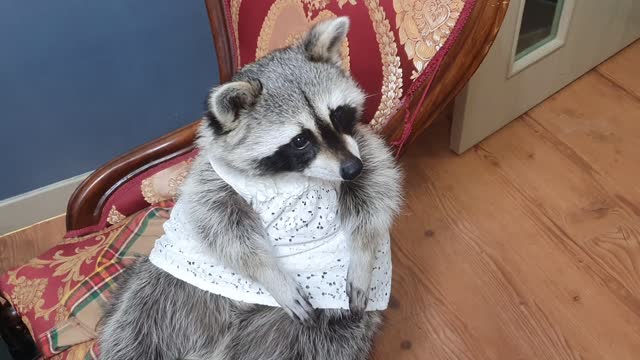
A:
65;0;508;232
206;0;509;153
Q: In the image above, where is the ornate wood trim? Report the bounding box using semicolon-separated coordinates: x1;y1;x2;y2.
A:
66;0;509;231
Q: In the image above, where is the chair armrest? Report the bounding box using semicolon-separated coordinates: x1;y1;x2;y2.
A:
66;122;198;231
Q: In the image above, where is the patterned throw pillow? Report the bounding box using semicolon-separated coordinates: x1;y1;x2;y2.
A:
0;204;172;359
0;152;194;359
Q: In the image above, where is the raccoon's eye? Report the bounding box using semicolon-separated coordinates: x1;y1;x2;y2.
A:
291;134;310;149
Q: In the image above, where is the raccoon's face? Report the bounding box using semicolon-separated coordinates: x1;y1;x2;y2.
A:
203;17;366;182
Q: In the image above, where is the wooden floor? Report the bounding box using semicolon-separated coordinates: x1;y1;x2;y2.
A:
2;42;639;359
0;214;65;273
373;41;640;359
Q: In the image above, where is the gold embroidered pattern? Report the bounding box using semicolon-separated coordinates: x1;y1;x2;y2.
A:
11;277;47;313
256;0;305;60
256;0;351;71
253;0;401;130
141;178;162;205
365;0;404;131
337;0;357;8
64;341;95;360
107;206;126;225
302;0;331;17
394;0;464;79
230;0;243;66
7;234;110;320
167;162;191;200
55;302;69;322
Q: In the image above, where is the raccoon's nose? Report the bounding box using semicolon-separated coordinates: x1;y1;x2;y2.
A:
340;157;363;180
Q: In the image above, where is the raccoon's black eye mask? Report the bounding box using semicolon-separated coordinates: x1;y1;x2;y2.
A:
257;129;319;174
329;105;358;135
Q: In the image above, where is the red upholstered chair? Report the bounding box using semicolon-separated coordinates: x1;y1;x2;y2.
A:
0;1;508;359
66;0;509;232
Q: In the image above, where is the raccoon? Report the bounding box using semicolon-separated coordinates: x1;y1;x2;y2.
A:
99;17;402;360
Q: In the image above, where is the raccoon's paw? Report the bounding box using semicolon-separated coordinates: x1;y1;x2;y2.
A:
270;278;317;326
346;280;369;320
346;260;372;319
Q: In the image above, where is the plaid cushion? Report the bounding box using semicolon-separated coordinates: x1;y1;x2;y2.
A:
0;149;195;359
42;263;127;356
44;204;172;358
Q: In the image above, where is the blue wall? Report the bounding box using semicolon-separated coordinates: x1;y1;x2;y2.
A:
0;1;218;200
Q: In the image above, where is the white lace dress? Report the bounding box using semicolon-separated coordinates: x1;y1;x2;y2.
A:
148;157;391;311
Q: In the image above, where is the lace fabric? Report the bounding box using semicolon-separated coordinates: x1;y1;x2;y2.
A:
149;157;391;310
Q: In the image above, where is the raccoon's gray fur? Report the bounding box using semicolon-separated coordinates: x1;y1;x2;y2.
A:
99;17;402;360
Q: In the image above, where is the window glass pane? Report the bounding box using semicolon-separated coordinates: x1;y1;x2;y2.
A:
516;0;564;59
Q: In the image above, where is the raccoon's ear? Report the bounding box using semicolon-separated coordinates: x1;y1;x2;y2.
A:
303;17;349;65
206;80;262;133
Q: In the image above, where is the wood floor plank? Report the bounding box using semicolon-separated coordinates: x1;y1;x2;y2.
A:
372;242;492;360
378;49;640;358
0;214;66;273
517;117;640;302
430;136;640;359
597;40;640;100
528;71;640;203
375;124;585;360
526;73;640;298
476;115;640;340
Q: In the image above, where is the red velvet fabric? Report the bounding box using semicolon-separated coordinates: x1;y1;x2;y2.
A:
223;0;475;135
65;150;197;239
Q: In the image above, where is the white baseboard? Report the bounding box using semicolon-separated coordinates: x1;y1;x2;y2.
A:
0;172;92;236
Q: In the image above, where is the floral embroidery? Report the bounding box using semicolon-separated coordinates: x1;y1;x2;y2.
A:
394;0;464;79
167;162;191;200
64;340;95;360
107;206;126;225
11;277;47;313
337;0;357;8
302;0;331;16
46;241;104;283
256;0;304;60
366;0;404;131
7;234;110;320
141;178;162;205
55;302;69;322
142;161;193;204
